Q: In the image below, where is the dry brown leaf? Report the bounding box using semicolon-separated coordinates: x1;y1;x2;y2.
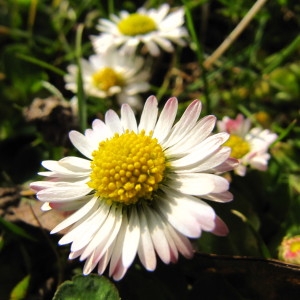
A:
7;200;70;234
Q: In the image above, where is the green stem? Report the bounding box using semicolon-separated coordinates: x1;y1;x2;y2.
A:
263;35;300;74
107;0;115;15
75;24;87;131
16;53;65;76
182;0;211;114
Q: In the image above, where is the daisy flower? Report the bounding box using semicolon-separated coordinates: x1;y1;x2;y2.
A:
64;50;150;109
31;96;237;280
91;4;188;56
278;235;300;265
217;114;278;176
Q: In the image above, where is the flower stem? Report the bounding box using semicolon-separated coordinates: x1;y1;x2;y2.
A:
75;23;87;131
182;0;211;114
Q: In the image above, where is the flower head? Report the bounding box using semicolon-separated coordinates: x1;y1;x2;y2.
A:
31;96;237;280
217;114;277;176
64;50;150;109
91;4;188;56
279;235;300;265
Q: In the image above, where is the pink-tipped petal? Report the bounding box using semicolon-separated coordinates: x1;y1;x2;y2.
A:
138;95;158;133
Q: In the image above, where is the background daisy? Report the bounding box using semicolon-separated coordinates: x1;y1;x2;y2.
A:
91;4;188;56
217;114;278;176
31;96;237;280
64;50;150;109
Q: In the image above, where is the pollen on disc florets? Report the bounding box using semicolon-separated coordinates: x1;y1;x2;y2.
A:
117;13;157;36
92;67;124;92
88;130;166;205
224;134;250;159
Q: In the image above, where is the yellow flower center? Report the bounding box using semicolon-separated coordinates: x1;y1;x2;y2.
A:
223;134;250;159
88;130;166;205
117;13;157;36
92;67;124;92
290;241;300;253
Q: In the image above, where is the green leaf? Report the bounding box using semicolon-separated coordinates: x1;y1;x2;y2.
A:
10;275;30;300
0;217;35;241
53;275;120;300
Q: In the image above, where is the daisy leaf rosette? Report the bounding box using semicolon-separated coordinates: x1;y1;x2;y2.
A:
91;4;188;56
31;96;237;280
64;50;150;110
217;114;278;176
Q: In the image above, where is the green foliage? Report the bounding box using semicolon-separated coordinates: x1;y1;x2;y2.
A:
53;275;120;300
10;275;31;300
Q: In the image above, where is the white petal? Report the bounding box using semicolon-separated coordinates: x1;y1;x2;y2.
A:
69;203;109;252
37;171;78;179
69;249;84;261
85;119;112;146
168;173;229;195
41;202;51;211
212;157;239;173
137;210;156;271
161;206;201;237
202;191;233;203
105;110;123;134
58;201;108;246
170;133;229;168
37;184;92;202
92;119;112;137
175;147;231;173
121;104;138;132
112;258;128;281
159;186;217;233
31;180;59;190
143;206;171;264
211;216;229;236
143;39;161;56
80;205;122;261
59;157;91;171
51;197;98;233
160;8;184;29
153;97;178;142
49;196;90;211
97;240;115;275
163;100;202;148
109;213;128;276
69;131;94;159
166;115;216;154
162;222;179;263
83;251;97;275
156;194;202;238
42;159;89;176
122;207;140;268
152;36;174;52
166;224;194;259
91;208;123;269
138;95;158;134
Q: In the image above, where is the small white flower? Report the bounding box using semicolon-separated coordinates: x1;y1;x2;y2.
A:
64;51;150;110
31;96;237;280
217;114;278;176
91;4;188;56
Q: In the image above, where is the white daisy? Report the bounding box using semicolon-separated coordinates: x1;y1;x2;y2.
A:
64;50;150;109
217;114;278;176
31;96;237;280
91;4;188;56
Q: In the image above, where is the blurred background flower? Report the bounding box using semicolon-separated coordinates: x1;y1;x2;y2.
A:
92;4;188;56
64;50;151;110
278;235;300;265
218;114;278;176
